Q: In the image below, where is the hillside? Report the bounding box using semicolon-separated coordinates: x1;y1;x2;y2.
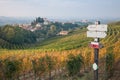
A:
0;21;120;80
0;25;37;49
0;17;89;49
34;28;92;50
32;21;120;52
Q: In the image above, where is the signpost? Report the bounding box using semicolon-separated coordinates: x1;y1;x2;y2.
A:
87;25;107;31
90;42;103;49
90;42;99;49
87;31;107;38
87;21;107;80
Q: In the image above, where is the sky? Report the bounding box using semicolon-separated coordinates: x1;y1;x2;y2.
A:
0;0;120;19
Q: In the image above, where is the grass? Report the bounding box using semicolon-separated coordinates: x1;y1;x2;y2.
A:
34;22;120;51
33;28;92;51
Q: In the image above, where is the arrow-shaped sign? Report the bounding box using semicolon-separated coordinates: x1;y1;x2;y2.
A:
87;25;107;31
87;31;107;38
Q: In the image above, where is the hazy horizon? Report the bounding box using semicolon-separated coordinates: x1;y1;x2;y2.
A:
0;0;120;19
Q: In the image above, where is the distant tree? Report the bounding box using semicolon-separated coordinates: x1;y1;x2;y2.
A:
31;20;36;26
31;17;44;26
36;17;44;23
50;25;56;32
46;25;57;37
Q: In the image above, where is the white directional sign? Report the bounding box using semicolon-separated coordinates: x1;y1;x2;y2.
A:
87;25;107;31
87;31;107;38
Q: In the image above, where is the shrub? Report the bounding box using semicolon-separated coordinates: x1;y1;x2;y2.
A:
105;52;115;78
3;58;21;79
66;54;83;76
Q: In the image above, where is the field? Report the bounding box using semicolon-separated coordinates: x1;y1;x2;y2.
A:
0;22;120;80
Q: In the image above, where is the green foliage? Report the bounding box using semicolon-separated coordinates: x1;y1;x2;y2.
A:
35;28;91;50
45;55;55;71
0;25;36;49
0;59;4;80
32;57;47;76
66;54;83;76
44;55;55;80
47;25;57;37
106;46;114;53
38;57;46;73
31;60;38;75
52;22;83;31
36;17;44;23
31;17;44;25
32;55;55;80
105;52;115;78
3;59;21;79
84;51;92;69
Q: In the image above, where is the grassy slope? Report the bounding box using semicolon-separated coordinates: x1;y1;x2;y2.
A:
27;21;120;55
34;21;120;51
34;28;92;51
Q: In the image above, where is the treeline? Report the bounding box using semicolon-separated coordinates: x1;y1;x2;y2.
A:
0;25;36;49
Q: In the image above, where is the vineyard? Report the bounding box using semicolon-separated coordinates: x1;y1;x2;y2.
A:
0;22;120;80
